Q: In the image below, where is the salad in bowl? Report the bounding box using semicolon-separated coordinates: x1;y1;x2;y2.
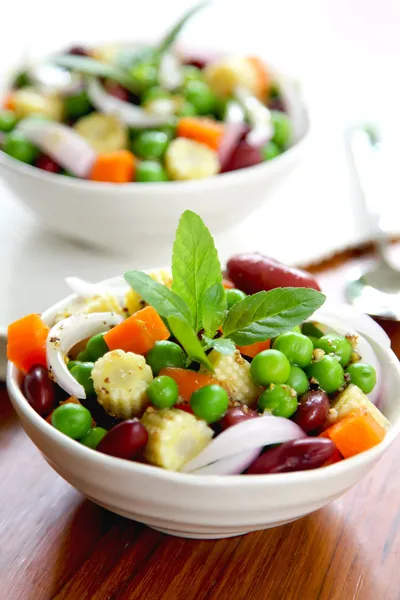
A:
7;211;395;480
0;2;300;184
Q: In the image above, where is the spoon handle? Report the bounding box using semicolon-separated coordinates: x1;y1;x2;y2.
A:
346;126;390;264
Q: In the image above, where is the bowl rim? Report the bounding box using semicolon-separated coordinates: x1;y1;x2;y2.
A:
7;306;400;488
0;49;310;192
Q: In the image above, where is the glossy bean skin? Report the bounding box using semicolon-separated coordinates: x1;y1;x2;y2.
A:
97;420;148;460
246;438;335;475
227;253;321;294
292;389;330;433
23;365;56;417
220;406;259;430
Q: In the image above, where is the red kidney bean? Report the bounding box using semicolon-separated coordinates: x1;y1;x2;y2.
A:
222;140;263;173
105;82;130;102
220;406;259;430
97;420;148;460
247;438;335;474
23;365;56;417
66;45;89;56
292;390;330;433
35;154;60;174
227;253;321;294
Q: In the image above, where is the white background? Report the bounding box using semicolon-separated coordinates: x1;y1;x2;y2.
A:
1;0;400;327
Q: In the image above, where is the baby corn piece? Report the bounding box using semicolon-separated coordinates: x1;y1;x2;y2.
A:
53;293;124;324
326;384;390;430
165;138;220;181
124;269;173;316
202;350;262;407
141;407;213;471
92;350;153;419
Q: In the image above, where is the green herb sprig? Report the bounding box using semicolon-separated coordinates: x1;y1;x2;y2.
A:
52;2;208;94
124;211;326;371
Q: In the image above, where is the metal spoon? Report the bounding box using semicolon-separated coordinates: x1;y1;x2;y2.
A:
345;126;400;319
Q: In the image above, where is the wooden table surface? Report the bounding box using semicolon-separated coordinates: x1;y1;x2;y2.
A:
2;248;400;600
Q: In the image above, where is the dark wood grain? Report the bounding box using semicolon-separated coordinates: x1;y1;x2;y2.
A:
2;248;400;600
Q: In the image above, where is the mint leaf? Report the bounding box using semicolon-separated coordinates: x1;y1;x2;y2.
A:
223;288;326;345
53;55;136;92
124;270;191;323
202;336;236;355
172;210;222;332
201;283;227;338
157;2;209;55
168;316;213;371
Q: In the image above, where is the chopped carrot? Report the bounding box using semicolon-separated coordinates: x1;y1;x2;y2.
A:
322;409;386;458
238;340;271;358
159;367;218;403
104;306;170;355
323;447;343;466
177;117;225;151
222;278;235;289
7;314;49;373
247;56;271;100
3;92;16;111
90;150;136;183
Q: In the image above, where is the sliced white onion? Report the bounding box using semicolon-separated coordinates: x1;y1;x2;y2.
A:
219;101;247;169
235;86;273;147
65;276;129;300
87;77;171;127
17;118;96;177
46;312;123;399
159;52;183;90
191;447;261;475
181;416;305;473
29;64;83;95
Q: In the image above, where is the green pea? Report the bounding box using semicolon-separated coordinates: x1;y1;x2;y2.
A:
261;141;281;161
251;349;291;386
314;334;353;368
70;362;95;396
13;70;31;88
136;160;168;182
292;326;302;333
190;384;229;424
177;100;198;116
61;169;76;177
258;384;298;418
130;62;158;91
0;110;17;133
52;403;92;439
184;80;216;115
141;86;170;104
226;288;246;309
182;65;203;84
346;362;376;394
286;365;309;395
80;427;108;449
272;332;314;368
131;130;169;160
301;322;324;339
147;375;179;409
67;360;80;372
64;90;91;119
3;131;38;164
146;340;186;375
307;355;344;394
271;110;292;149
86;333;109;361
76;350;91;361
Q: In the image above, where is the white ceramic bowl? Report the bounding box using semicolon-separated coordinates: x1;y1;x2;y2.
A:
6;280;400;539
0;62;309;255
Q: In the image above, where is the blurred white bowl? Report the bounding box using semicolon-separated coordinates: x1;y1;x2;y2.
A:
6;283;400;539
0;62;309;255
